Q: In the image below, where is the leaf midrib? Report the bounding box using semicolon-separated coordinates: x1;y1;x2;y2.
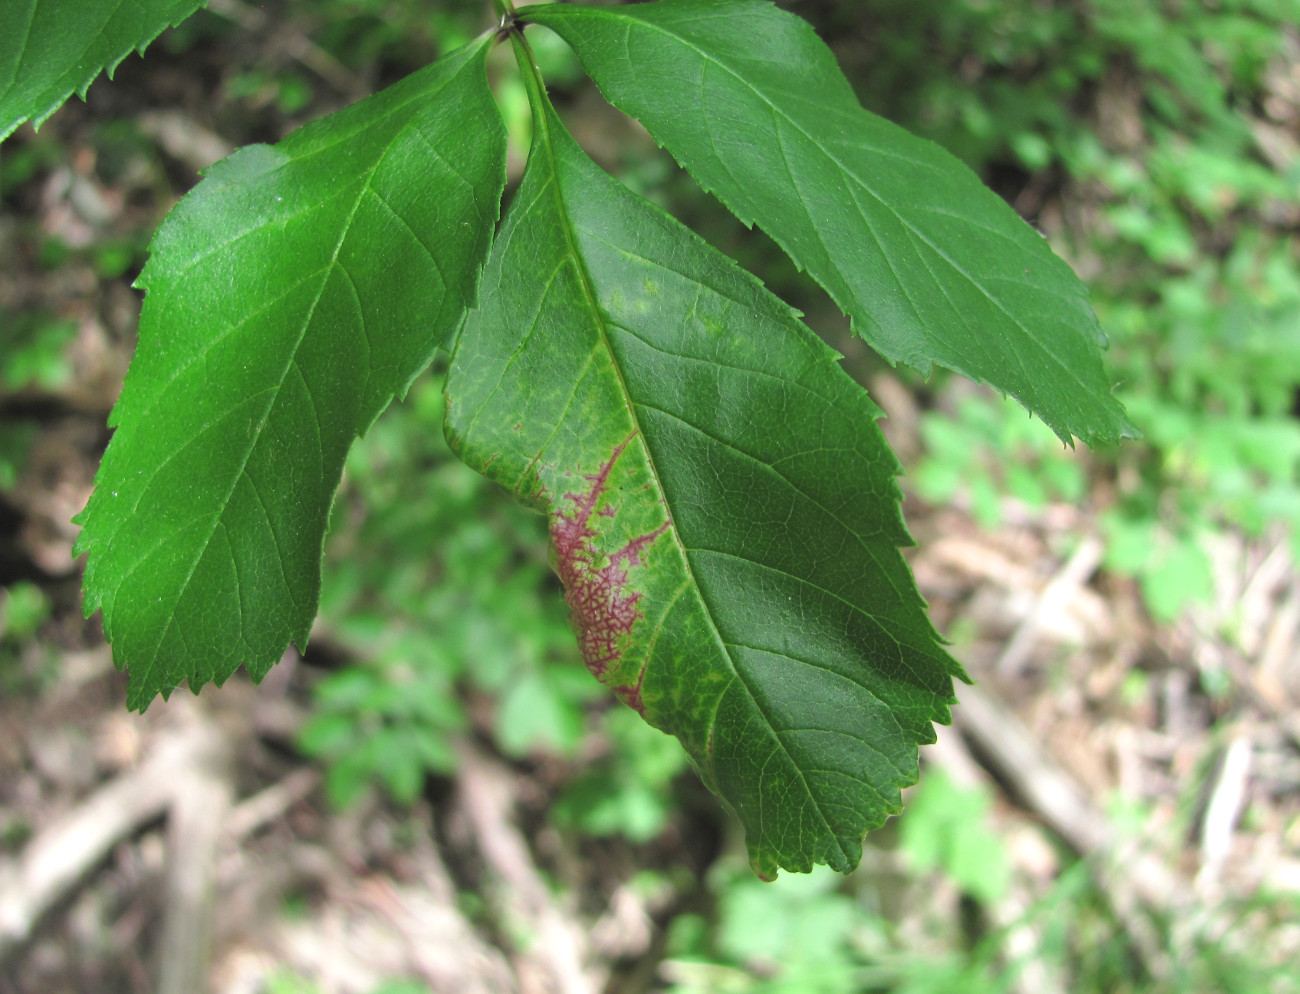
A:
529;104;850;867
107;45;489;586
119;95;430;673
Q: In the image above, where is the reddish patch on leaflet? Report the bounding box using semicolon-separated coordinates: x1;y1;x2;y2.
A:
550;434;667;709
610;679;646;715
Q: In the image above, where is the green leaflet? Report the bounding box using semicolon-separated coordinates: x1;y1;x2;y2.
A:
0;0;206;140
75;37;507;709
445;41;966;877
523;0;1137;447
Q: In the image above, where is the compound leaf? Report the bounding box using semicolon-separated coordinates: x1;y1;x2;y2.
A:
75;37;506;709
524;0;1137;447
445;49;966;878
0;0;207;140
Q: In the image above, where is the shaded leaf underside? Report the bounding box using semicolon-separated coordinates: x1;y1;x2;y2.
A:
445;66;965;877
524;0;1137;447
75;38;506;708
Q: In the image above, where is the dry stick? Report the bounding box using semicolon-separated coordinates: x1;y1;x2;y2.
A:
0;722;213;964
1195;729;1253;897
156;722;234;994
1257;590;1299;712
454;741;601;994
952;682;1182;979
996;534;1104;679
223;767;320;842
352;868;519;994
927;725;1067;994
136;112;234;175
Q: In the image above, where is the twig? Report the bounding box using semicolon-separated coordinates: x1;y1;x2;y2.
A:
157;724;234;994
0;721;214;963
952;682;1181;978
1237;539;1292;656
454;741;601;994
997;535;1103;678
223;767;320;841
136;112;233;174
1258;591;1299;709
1195;729;1252;897
352;870;518;994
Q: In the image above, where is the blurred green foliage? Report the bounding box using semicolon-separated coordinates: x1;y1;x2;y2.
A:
550;705;687;843
263;969;432;994
661;847;1296;994
5;0;1292;987
665;865;878;994
900;770;1010;906
1;312;77;392
914;392;1089;530
0;423;34;492
0;581;54;694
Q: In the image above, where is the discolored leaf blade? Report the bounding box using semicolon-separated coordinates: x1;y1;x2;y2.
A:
524;0;1137;447
0;0;207;140
75;38;507;708
445;56;966;878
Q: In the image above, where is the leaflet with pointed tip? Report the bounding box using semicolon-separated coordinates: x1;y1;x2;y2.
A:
75;37;507;709
444;77;966;877
524;0;1137;447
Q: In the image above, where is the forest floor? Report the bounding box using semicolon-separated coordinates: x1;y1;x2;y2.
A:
4;301;1297;993
2;5;1299;993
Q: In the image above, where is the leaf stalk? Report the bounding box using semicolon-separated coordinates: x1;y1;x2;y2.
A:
491;0;517;26
507;23;553;147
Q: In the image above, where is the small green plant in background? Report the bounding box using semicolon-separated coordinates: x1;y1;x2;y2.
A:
0;581;54;694
664;864;875;994
262;969;322;994
551;704;688;843
6;0;1135;877
263;969;433;994
658;769;1014;994
0;422;36;492
914;391;1089;530
899;769;1009;907
0;312;78;393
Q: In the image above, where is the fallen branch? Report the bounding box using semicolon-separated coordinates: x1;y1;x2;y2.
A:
454;741;601;994
952;682;1184;978
156;724;234;994
996;535;1104;678
0;718;219;964
224;767;320;842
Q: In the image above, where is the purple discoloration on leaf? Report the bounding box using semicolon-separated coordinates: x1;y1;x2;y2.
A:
549;432;667;707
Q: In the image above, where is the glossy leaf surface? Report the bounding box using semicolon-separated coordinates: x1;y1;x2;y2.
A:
0;0;206;140
524;0;1137;446
75;38;507;708
445;59;965;877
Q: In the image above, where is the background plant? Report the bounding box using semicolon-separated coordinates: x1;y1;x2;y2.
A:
5;0;1137;879
2;1;1297;992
